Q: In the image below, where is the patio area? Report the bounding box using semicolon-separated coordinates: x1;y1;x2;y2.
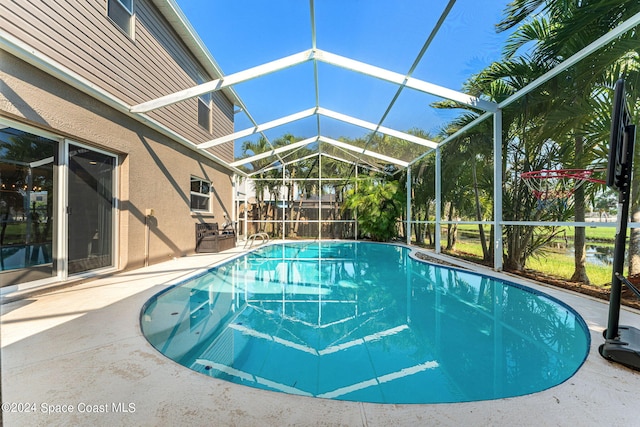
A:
2;244;640;426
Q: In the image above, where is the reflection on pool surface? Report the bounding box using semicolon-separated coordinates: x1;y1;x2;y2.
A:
141;241;590;404
1;243;52;271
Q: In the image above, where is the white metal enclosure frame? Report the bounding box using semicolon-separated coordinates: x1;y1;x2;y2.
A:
3;0;639;272
126;3;640;271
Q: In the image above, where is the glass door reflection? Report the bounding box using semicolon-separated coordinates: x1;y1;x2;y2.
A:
0;128;57;286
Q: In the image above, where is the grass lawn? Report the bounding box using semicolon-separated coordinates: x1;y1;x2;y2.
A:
456;224;616;242
526;248;612;286
450;240;612;287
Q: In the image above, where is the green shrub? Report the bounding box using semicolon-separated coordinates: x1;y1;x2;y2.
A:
343;178;403;242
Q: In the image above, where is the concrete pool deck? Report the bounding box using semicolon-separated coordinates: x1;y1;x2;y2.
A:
2;244;640;426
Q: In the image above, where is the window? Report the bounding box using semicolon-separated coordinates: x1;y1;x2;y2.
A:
196;74;212;132
108;0;134;36
198;96;211;131
190;176;211;212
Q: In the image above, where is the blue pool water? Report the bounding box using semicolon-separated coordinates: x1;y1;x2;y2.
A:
141;241;590;404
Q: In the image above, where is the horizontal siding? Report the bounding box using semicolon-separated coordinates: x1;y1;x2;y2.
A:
209;91;234;161
212;91;234;137
139;2;204;86
0;0;235;163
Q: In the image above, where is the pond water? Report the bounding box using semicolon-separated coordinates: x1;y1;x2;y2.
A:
567;244;614;267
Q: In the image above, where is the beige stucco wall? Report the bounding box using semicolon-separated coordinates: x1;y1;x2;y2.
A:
1;52;234;271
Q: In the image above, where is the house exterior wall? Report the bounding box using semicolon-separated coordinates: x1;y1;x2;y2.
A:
0;0;236;276
1;53;233;270
0;0;234;161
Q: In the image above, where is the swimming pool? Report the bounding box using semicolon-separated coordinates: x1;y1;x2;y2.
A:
141;241;590;404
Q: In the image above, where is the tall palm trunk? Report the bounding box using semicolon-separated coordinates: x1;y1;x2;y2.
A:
414;208;425;245
286;175;293;237
629;213;640;275
426;204;433;246
570;135;589;284
471;156;490;261
628;161;640;275
446;202;457;250
570;184;589;283
293;194;304;237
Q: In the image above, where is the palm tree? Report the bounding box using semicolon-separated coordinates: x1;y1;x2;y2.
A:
359;130;436;240
436;113;494;261
402;152;436;246
497;0;640;281
471;55;575;270
239;136;281;233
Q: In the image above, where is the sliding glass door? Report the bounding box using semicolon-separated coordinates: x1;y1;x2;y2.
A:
1;122;117;287
0;128;57;284
67;144;115;275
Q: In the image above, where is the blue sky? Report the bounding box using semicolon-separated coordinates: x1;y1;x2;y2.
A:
175;0;513;157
